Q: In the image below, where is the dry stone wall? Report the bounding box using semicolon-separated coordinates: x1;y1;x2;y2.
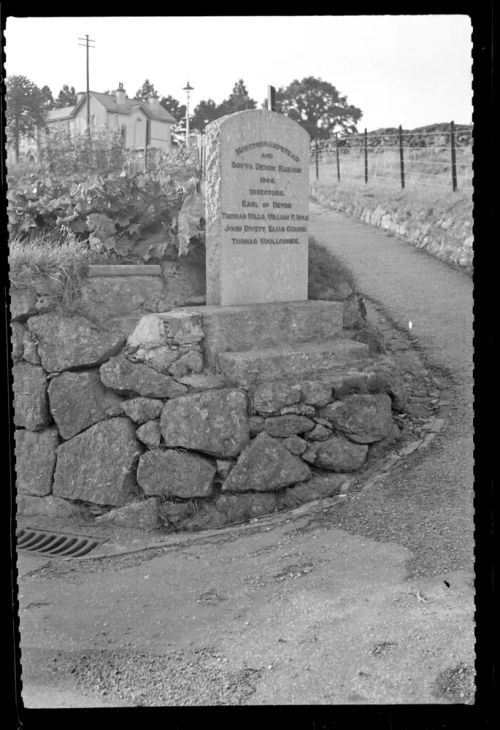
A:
11;291;406;532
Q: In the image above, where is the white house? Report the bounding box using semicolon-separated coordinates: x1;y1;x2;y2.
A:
8;83;175;165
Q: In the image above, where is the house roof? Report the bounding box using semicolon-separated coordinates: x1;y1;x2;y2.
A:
47;106;77;122
47;92;176;124
89;92;176;123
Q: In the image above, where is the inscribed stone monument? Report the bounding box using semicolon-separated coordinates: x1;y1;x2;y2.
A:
204;110;310;305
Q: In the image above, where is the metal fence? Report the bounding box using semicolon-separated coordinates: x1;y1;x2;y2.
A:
311;122;473;192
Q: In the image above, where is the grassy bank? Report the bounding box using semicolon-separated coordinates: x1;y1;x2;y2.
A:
310;180;473;271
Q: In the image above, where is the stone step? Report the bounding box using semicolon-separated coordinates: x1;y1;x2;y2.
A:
215;339;370;387
179;300;344;367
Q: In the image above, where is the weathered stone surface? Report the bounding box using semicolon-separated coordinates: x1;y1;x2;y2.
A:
159;260;206;310
159;500;193;527
221;432;311;493
216;493;276;522
179;503;227;531
300;380;333;407
282;435;308;455
253;381;301;414
264;414;315;438
313;416;334;429
10;289;38;321
185;301;344;367
52;418;142;506
279;403;316;417
216;459;235;480
137;450;215;498
368;423;401;460
136;420;162;449
22;327;41;364
15;427;58;495
205;110;310;306
11;322;26;362
249;415;265;436
218;340;370;387
130;346;180;375
127;313;166;350
79;276;165;322
173;372;228;391
158;311;204;345
305;424;332;441
48;370;123;439
121;397;164;424
276;474;350;509
320;393;394;444
27;313;125;372
100;353;187;398
303;436;368;472
17;494;87;518
343;295;366;329
167;350;204;378
161;389;249;458
367;358;408;412
96;498;160;531
13;363;50;431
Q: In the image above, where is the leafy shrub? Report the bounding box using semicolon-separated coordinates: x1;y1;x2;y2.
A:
7;169;192;263
39;128;127;176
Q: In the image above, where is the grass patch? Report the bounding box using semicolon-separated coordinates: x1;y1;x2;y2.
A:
308;235;357;298
8;235;102;312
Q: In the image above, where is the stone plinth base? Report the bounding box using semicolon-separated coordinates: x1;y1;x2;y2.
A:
179;300;344;367
216;339;370;387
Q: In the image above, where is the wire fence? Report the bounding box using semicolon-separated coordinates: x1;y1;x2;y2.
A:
310;122;473;192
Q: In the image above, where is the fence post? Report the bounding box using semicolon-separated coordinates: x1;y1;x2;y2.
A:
450;120;457;191
398;124;405;189
336;132;341;181
364;128;368;183
315;137;319;180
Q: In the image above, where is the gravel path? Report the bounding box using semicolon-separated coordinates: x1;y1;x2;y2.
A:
309;200;474;577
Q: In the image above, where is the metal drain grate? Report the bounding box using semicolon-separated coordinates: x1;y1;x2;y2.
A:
16;528;106;558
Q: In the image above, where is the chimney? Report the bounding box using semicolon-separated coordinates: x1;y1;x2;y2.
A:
76;91;85;104
147;94;160;111
115;82;127;105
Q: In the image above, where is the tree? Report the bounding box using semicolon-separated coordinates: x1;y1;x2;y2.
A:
40;85;54;111
6;75;47;162
160;95;186;122
190;99;219;131
54;84;77;108
275;76;362;138
134;79;158;101
218;79;256;116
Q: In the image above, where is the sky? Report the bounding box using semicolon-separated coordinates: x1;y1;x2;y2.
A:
5;15;473;130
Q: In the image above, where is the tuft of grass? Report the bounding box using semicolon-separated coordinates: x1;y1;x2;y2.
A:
8;235;100;312
308;235;357;299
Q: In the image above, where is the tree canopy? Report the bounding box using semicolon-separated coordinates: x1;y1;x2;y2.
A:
54;84;77;108
274;76;362;138
160;95;186;122
6;75;47;161
218;79;256;116
190;99;219;131
134;79;158;101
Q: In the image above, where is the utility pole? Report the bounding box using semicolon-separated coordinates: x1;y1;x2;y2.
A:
183;81;194;149
78;34;95;137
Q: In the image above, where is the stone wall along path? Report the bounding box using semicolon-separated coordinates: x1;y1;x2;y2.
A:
205;109;310;306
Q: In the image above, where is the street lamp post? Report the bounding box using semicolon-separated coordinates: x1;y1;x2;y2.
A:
183;81;194;149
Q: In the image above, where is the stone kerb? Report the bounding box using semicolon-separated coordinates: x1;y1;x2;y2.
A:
205;110;310;306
